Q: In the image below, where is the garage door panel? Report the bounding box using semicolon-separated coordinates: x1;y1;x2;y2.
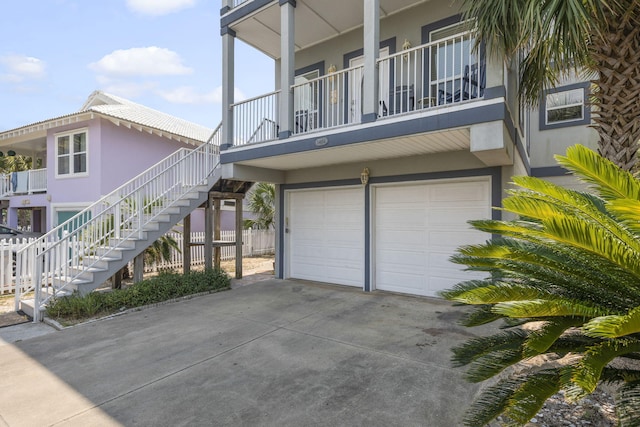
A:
427;208;487;225
430;230;484;247
288;188;364;288
377;249;426;267
376;229;426;247
375;179;490;297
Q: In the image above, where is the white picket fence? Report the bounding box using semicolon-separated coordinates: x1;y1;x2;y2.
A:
0;238;38;294
0;229;275;293
144;229;275;273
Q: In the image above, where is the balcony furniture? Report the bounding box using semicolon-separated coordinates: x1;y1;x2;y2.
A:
438;63;485;105
389;85;415;114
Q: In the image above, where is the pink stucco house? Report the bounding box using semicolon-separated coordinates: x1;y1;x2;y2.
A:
0;91;227;233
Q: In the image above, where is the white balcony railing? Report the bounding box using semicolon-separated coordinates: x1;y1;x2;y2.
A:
232;91;280;146
0;168;48;197
292;64;364;136
378;31;483;117
229;31;483;143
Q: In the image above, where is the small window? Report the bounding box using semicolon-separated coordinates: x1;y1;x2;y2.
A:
540;83;590;130
546;88;583;124
56;129;88;177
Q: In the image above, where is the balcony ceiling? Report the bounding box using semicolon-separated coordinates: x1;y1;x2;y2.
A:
229;0;428;58
232;127;470;171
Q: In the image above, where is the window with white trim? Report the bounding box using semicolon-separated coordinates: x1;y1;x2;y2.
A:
56;129;87;177
546;88;584;124
540;83;590;130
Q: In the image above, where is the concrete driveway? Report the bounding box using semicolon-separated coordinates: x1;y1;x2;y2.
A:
1;279;489;427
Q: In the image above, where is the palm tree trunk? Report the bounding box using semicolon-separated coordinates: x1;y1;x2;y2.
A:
590;2;640;171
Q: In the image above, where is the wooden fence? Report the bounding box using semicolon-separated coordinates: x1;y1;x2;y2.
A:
0;229;275;294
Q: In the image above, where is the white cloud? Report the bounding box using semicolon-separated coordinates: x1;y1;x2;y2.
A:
89;47;192;77
156;86;246;104
0;54;46;83
126;0;196;16
100;81;157;99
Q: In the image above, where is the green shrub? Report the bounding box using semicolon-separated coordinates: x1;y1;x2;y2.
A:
46;269;230;322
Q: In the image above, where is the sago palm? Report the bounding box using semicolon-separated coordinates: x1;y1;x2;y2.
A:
442;145;640;426
461;0;640;170
244;182;275;230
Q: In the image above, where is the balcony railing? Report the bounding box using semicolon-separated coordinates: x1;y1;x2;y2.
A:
229;31;483;145
231;0;251;8
0;168;47;197
378;30;483;117
232;91;280;146
292;64;364;136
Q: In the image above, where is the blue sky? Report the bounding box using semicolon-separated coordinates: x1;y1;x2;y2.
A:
0;0;274;132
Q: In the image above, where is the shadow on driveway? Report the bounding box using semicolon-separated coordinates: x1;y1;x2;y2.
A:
1;279;491;426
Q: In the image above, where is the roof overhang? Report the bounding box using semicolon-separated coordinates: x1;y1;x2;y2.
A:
0;111;205;153
224;0;429;59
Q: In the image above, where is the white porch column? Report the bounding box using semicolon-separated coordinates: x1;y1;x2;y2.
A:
221;28;235;149
362;0;380;122
279;0;296;138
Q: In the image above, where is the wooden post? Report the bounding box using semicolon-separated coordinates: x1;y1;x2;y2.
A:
183;214;191;275
214;199;221;269
204;197;213;270
112;269;122;289
133;253;144;283
235;196;243;279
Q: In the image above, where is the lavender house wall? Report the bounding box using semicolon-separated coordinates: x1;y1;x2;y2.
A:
44;118;196;230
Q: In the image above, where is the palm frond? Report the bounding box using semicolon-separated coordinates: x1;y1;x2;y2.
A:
459;305;505;327
503;370;562;424
556;145;640;200
584;306;640;339
570;339;640;396
461;376;524;427
447;283;549;305
452;329;528;367
492;299;609;319
616;380;640;427
524;318;585;356
465;350;525;383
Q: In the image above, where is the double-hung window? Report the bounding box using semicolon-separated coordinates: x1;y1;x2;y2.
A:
56;129;88;177
540;82;590;130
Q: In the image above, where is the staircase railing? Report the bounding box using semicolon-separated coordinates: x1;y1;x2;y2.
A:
15;124;222;320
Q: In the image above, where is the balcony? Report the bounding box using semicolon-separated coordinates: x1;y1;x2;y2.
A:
230;31;483;146
0;168;47;198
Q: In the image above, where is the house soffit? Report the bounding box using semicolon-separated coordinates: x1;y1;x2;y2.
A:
231;127;470;170
229;0;428;58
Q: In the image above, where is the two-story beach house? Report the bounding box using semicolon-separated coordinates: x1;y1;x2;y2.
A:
217;0;598;297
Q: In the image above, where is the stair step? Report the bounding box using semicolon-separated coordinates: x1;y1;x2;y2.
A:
145;213;171;223
108;238;140;249
93;246;130;258
159;206;181;215
82;255;122;269
142;221;160;232
19;299;40;319
68;266;107;280
51;276;93;289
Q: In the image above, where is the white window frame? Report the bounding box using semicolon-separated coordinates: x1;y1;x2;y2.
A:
55;128;89;178
540;82;590;130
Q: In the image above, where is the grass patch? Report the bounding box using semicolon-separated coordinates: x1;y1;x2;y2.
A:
46;269;230;323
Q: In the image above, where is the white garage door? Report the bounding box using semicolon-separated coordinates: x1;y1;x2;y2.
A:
374;179;491;297
287;187;364;287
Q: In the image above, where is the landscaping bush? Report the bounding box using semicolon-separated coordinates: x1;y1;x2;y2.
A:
46;269;230;322
441;145;640;426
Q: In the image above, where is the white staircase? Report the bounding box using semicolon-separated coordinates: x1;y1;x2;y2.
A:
15;125;223;321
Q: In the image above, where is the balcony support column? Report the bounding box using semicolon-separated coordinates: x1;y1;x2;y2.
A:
221;27;236;150
278;0;296;139
362;0;380;123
